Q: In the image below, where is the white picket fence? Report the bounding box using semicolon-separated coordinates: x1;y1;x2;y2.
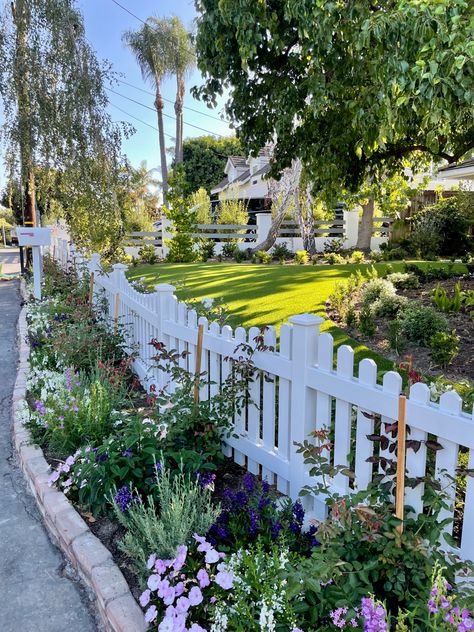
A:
53;239;474;562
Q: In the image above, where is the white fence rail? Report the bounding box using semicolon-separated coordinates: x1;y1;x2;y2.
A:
123;211;391;258
52;239;474;562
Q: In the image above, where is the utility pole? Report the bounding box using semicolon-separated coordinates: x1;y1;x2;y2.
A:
11;0;37;227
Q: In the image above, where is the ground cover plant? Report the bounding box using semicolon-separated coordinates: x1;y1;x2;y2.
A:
21;258;474;630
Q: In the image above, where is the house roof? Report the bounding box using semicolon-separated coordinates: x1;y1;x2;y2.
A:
210;177;229;194
227;156;247;169
438;158;474;179
252;163;271;178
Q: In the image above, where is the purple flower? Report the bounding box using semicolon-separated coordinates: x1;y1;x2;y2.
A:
34;400;46;416
175;596;190;614
154;462;162;471
249;508;259;536
215;570;234;590
139;589;151;607
147;554;156;570
242;472;255;493
144;605;157;623
292;500;305;524
270;520;283;540
197;568;210;588
122;448;133;458
188;586;203;606
197;471;216;489
189;625;207;632
114;485;133;512
204;548;219;564
96;453;108;463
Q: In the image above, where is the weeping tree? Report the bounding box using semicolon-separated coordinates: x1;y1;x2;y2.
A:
0;0;127;250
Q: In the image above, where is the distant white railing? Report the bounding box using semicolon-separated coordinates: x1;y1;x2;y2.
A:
122;211;391;257
52;238;474;563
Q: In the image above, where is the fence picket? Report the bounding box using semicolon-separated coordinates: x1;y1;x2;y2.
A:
333;346;355;493
262;327;277;483
233;327;247;466
355;359;377;491
405;382;429;514
276;325;292;494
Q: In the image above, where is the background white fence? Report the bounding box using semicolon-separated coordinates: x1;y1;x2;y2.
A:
123;211;392;258
52;239;474;562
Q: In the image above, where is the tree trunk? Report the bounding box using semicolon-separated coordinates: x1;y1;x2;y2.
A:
174;74;185;164
12;0;37;226
295;188;316;254
356;198;374;250
154;83;168;202
251;187;294;253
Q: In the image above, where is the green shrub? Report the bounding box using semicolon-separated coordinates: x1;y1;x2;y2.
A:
271;242;292;260
344;304;358;327
432;282;463;313
370;250;384;262
371;294;408;318
388;319;406;353
409;197;472;257
113;466;220;581
295;250;309;264
137;244;158;265
199;239;215;261
311;254;320;265
234;248;247;263
396;303;448;346
360;278;396;309
386;272;419;290
255;250;272;264
221;242;237;258
429;331;460;367
350;250;365;264
358;308;376;337
324;252;345;264
324;237;344;253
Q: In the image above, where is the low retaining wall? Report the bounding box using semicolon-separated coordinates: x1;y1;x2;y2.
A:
11;280;146;632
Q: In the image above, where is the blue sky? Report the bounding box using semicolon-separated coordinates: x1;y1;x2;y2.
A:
1;0;234;190
81;0;234;174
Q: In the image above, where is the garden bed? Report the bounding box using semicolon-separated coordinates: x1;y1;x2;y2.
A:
18;257;474;631
326;266;474;390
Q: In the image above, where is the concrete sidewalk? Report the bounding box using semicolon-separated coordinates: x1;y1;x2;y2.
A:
0;280;99;632
0;246;20;276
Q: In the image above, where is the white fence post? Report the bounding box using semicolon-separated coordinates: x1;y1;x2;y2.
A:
256;213;272;246
288;313;325;516
343;210;359;249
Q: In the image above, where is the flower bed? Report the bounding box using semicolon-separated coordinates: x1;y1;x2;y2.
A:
326;263;474;400
18;257;474;631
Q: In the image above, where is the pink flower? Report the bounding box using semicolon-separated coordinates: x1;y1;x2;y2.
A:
197;568;210;588
48;470;60;486
188;586;203;606
193;533;212;552
189;625;207;632
162;585;176;606
147;554;157;570
144;605;157;623
174;582;184;597
173;545;187;571
139;589;151;607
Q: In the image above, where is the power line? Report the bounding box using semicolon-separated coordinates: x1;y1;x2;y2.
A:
109;101;175;140
116;78;227;123
105;86;225;137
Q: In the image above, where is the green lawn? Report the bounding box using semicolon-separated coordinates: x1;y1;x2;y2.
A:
127;261;464;374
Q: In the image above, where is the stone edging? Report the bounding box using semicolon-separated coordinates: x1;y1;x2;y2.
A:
11;279;146;632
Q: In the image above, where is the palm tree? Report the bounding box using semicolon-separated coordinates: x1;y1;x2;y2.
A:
166;16;195;165
123;19;171;199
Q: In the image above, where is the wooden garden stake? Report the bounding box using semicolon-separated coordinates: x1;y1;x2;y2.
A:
395;394;407;534
88;272;95;312
114;292;120;335
193;324;204;404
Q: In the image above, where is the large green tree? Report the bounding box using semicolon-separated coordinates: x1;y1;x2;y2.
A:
0;0;126;230
178;135;244;195
194;0;474;196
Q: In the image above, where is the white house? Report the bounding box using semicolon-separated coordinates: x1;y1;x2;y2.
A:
438;158;474;182
211;150;273;216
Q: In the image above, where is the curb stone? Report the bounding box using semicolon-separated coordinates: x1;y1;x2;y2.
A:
12;278;146;632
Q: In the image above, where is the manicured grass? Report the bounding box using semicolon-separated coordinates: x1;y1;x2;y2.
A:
127;260;464;374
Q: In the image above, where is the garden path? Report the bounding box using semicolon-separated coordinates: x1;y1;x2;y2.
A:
0;278;99;632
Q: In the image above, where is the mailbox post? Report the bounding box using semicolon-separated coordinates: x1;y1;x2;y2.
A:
16;227;52;300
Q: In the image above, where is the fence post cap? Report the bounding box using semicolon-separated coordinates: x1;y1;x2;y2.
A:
155;283;176;293
289;313;325;327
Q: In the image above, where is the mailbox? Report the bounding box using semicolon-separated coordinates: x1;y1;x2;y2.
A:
16;227;51;247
